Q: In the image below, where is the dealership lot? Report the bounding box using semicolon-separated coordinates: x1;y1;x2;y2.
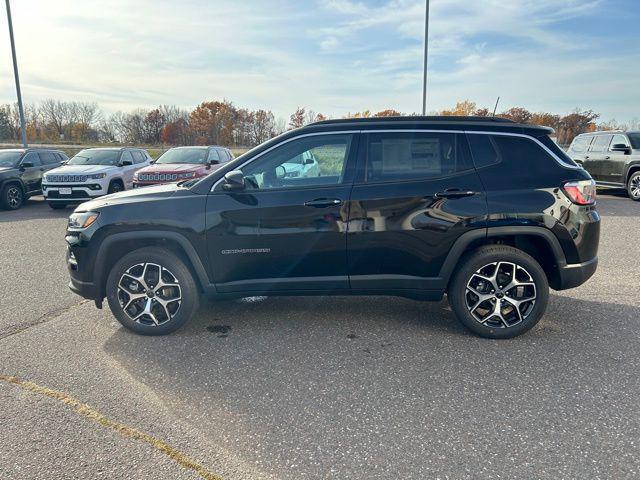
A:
1;193;639;479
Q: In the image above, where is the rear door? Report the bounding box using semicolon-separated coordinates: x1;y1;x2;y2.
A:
585;134;612;182
346;130;487;291
206;132;358;292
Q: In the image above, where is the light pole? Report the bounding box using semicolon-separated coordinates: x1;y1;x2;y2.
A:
5;0;27;147
421;0;430;115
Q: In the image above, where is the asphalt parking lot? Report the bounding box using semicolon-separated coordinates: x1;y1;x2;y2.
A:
1;192;639;480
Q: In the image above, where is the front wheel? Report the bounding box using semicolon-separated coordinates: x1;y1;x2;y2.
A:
1;184;24;210
108;180;124;194
448;245;549;339
627;172;640;201
106;247;200;335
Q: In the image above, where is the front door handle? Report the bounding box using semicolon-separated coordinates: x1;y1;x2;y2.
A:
304;198;342;208
434;189;476;199
604;156;611;160
584;155;590;160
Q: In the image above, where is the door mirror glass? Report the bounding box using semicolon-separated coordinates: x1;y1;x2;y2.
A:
223;170;246;190
121;159;133;166
304;156;314;165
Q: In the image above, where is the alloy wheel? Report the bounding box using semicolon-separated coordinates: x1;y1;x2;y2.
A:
117;262;182;326
7;186;22;209
630;175;640;199
465;261;537;329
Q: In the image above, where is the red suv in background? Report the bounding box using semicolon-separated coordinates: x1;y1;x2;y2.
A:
133;146;234;187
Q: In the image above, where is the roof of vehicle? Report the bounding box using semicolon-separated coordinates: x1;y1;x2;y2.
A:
577;130;640;136
167;145;228;149
0;147;64;153
305;115;553;135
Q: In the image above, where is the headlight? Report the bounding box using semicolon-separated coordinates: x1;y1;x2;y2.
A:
179;171;196;179
68;211;100;229
89;173;107;179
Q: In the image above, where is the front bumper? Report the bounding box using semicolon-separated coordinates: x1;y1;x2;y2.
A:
43;183;107;202
556;256;598;290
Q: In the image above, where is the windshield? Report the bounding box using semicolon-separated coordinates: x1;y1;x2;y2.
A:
628;133;640;149
68;149;120;166
156;148;207;165
0;151;23;168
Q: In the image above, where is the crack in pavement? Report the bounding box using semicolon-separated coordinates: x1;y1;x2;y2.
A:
0;375;224;480
0;300;88;340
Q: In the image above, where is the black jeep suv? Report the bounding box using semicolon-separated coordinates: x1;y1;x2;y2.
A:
65;117;600;338
0;148;68;210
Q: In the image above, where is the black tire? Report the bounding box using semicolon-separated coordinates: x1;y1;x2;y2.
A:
0;183;24;210
48;202;67;210
106;247;200;335
627;171;640;201
108;180;124;194
448;245;549;339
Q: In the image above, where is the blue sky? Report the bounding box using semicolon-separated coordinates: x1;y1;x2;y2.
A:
1;0;639;122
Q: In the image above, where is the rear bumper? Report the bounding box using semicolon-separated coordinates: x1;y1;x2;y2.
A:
556;256;598;290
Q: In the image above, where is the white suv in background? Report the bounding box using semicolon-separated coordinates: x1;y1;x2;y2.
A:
42;147;151;209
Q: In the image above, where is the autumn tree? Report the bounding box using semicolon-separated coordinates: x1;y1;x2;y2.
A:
289;107;306;129
374;109;402;117
499;107;533;124
441;100;477;116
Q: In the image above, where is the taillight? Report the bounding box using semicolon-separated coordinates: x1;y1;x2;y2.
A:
562;180;596;205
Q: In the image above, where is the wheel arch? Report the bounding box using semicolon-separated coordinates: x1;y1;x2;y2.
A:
625;163;640;183
440;226;567;291
0;177;26;193
94;231;213;299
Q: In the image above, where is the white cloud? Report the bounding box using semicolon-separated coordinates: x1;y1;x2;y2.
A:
0;0;636;122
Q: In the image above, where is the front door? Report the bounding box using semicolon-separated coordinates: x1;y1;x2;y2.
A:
604;134;631;184
206;132;358;293
347;131;487;291
19;151;44;193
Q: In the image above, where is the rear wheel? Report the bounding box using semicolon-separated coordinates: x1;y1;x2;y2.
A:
1;183;24;210
448;245;549;339
627;171;640;201
106;247;200;335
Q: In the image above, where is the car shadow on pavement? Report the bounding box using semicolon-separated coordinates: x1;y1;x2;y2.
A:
102;293;640;478
0;196;71;222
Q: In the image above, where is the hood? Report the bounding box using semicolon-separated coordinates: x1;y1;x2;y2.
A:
48;164;115;175
0;166;16;175
138;163;206;173
76;182;181;211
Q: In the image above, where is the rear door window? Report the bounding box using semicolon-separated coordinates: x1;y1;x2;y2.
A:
467;134;501;168
363;132;472;183
39;151;59;165
589;135;612;152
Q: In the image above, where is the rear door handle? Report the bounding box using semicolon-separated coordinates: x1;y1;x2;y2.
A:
304;198;342;208
434;189;476;199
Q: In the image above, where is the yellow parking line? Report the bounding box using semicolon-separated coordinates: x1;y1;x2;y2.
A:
0;375;223;480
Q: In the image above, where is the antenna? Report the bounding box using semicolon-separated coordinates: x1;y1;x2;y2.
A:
492;96;500;117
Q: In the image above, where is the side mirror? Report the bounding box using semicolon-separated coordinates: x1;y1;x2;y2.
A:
149;159;156;164
121;160;133;166
20;161;34;169
222;170;245;190
611;143;631;154
304;157;314;165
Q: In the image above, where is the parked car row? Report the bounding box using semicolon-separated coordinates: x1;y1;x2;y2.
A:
0;145;234;210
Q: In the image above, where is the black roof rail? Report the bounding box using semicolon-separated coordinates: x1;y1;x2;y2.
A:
311;115;517;126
